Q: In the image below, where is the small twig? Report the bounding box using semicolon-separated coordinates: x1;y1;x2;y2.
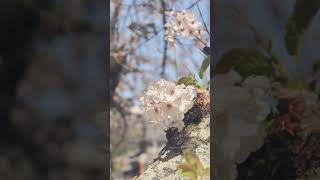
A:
160;0;168;77
135;29;162;49
111;55;140;73
110;1;123;47
232;7;288;79
110;99;128;154
196;4;210;36
121;4;132;31
186;0;202;10
195;35;207;47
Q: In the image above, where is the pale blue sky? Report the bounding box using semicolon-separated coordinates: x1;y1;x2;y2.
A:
112;0;210;104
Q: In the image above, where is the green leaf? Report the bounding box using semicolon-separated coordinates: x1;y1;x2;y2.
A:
180;171;197;180
264;119;276;134
132;176;138;180
177;163;194;172
233;8;269;51
284;0;320;55
177;161;197;180
199;56;210;79
215;48;273;78
177;76;197;87
232;8;288;79
312;60;320;77
146;23;155;28
202;167;210;176
128;23;139;31
183;151;203;170
285;78;305;90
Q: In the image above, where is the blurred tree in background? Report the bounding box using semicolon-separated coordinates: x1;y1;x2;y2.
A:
0;0;106;179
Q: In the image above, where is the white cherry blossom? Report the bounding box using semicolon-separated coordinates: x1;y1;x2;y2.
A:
140;79;196;129
213;70;272;180
164;10;205;45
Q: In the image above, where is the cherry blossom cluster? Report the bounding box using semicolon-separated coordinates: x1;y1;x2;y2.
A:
164;10;205;45
140;79;196;129
213;70;272;175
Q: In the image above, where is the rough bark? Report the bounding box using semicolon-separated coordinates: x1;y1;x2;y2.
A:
136;93;210;180
236;131;320;180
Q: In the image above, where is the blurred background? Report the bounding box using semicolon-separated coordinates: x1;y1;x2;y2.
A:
109;0;209;179
214;0;320;179
0;0;106;179
214;0;320;76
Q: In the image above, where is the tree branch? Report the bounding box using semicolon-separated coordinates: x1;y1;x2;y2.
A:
160;0;168;77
